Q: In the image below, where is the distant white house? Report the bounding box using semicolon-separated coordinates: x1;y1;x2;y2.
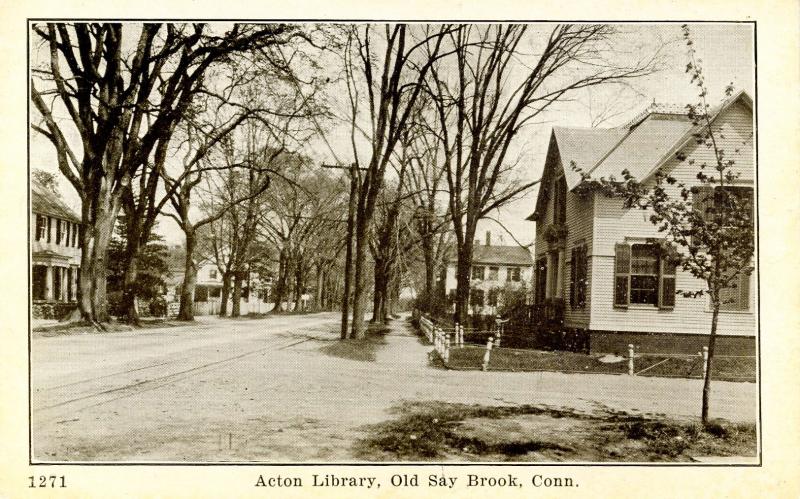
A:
442;232;534;315
165;246;275;316
528;90;754;355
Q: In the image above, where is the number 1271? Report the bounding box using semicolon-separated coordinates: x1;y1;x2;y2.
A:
29;476;66;488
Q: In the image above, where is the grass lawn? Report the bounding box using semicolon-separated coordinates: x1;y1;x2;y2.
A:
355;401;757;462
318;324;390;362
445;346;755;382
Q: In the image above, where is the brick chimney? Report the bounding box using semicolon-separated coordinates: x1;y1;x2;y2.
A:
485;231;491;246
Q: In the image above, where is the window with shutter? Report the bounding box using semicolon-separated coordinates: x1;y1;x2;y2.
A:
570;245;588;309
693;186;714;221
614;243;631;307
36;215;46;241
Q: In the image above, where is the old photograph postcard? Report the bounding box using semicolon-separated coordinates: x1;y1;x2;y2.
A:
1;0;799;497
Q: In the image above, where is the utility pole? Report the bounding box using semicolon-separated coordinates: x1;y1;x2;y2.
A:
322;162;363;339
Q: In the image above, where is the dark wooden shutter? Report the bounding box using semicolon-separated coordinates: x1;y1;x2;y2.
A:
614;243;631;308
577;246;587;308
569;248;577;308
46;217;51;243
738;270;751;310
658;255;677;309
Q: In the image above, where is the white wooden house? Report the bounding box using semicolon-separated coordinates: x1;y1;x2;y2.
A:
165;246;275;316
528;90;755;355
442;232;534;315
30;179;82;320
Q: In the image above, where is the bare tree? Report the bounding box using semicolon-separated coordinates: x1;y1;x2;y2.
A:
341;24;456;339
31;22;307;326
427;24;662;323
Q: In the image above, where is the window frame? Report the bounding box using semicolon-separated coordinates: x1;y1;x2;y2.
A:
36;215;47;241
487;266;499;281
471;265;485;281
614;240;677;310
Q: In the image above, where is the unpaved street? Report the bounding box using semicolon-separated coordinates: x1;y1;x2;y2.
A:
31;313;757;462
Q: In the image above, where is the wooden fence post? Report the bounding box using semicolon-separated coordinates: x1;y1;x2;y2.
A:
628;344;635;376
482;337;494;371
444;333;450;363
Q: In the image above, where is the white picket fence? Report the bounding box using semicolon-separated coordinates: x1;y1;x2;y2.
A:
417;310;496;370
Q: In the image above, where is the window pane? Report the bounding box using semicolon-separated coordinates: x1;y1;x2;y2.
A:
631;244;658;274
630;275;658;305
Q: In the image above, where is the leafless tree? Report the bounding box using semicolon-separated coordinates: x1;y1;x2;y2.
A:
427;24;663;323
30;22;309;326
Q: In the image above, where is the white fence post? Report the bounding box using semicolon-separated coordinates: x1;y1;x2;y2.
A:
482;337;494;371
443;333;450;363
628;344;635;376
702;346;709;379
454;323;460;347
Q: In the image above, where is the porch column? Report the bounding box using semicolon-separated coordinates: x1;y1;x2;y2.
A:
45;265;54;301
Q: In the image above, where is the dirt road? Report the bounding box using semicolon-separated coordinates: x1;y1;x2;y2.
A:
31;313;757;462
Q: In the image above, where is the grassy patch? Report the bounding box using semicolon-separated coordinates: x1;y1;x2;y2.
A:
356;401;756;462
318;325;390;362
444;347;755;382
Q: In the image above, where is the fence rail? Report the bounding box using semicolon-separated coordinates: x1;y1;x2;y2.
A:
413;309;755;381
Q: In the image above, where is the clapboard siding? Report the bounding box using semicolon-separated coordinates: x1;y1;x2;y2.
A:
588;100;755;337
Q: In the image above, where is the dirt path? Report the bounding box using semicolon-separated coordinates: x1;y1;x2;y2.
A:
31;313;757;462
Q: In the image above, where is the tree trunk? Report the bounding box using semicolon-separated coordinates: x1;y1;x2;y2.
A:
454;237;475;324
219;271;232;317
88;206;117;324
231;271;243;317
121;239;141;325
371;257;388;324
701;303;720;424
315;265;324;311
294;262;304;312
422;238;436;308
178;229;197;321
350;214;369;339
340;171;358;339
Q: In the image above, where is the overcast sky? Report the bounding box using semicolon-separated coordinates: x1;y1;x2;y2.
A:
30;22;754;248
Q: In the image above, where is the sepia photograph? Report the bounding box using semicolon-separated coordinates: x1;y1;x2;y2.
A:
28;21;758;465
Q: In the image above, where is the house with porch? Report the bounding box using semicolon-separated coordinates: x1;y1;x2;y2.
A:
528;90;755;355
165;245;274;316
442;232;534;316
31;179;81;320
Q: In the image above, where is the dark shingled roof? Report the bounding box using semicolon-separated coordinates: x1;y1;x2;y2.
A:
31;179;80;223
447;244;533;266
